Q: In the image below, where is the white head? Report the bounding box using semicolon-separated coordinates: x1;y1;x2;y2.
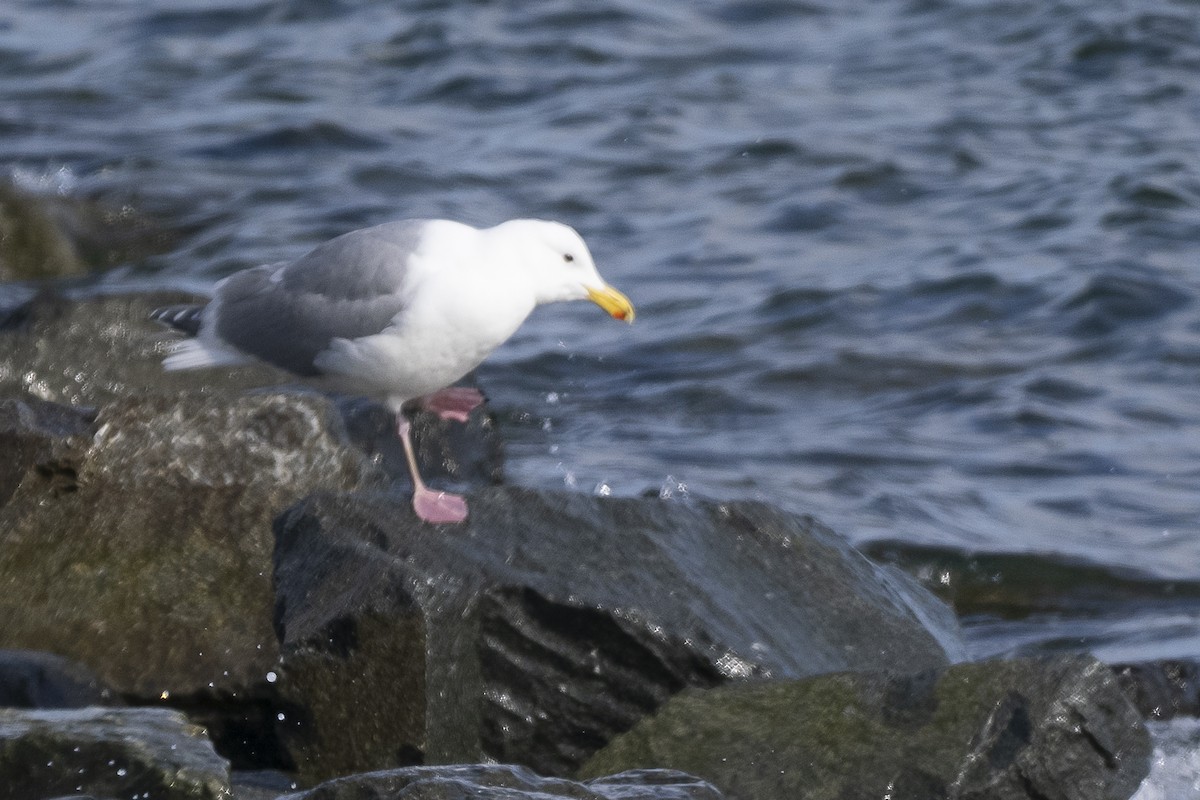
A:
486;219;635;322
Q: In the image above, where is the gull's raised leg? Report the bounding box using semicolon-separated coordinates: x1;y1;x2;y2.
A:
418;386;485;423
397;417;468;524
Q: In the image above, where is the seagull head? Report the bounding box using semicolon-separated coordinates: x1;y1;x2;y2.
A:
489;219;635;323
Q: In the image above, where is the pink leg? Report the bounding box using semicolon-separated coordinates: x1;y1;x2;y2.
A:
397;418;468;524
418;387;485;423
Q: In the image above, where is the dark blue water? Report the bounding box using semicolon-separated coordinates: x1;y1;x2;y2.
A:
3;0;1200;669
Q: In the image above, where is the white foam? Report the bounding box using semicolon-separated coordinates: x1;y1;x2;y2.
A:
1132;718;1200;800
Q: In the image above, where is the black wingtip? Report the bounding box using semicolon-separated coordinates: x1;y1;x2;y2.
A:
150;304;205;336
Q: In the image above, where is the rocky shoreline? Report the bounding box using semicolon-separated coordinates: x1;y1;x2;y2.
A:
0;289;1168;799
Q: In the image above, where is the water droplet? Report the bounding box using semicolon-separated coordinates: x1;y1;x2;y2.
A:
659;475;689;499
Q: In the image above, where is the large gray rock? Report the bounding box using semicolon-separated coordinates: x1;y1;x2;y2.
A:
0;707;229;800
279;764;721;800
272;488;962;781
581;655;1151;800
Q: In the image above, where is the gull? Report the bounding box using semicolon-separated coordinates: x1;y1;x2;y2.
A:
154;218;634;524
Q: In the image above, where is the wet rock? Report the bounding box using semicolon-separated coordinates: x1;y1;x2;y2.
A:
0;290;289;406
0;390;388;768
0;182;88;280
0;650;116;709
0;706;229;800
581;655;1151;800
279;764;722;800
0;290;504;487
272;488;962;782
233;769;300;800
335;394;503;490
0;395;94;509
1113;659;1200;720
0;181;179;281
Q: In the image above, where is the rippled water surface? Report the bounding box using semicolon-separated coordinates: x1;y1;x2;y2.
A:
3;1;1199;657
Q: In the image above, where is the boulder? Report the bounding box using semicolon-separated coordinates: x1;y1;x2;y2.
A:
581;655;1151;800
279;764;721;800
0;707;229;800
0;650;115;710
0;390;388;768
272;488;962;781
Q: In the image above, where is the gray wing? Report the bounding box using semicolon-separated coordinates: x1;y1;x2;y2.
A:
212;221;428;376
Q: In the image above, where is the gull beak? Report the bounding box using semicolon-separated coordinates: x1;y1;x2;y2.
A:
586;284;636;323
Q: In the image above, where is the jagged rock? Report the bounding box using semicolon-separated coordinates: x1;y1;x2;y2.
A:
1113;659;1200;720
581;655;1151;800
0;390;390;769
0;650;116;709
279;764;722;800
0;707;229;800
271;488;962;782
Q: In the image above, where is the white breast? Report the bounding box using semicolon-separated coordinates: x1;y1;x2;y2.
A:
312;240;537;408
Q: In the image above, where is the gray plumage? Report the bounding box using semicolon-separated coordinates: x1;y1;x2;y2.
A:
171;221;425;376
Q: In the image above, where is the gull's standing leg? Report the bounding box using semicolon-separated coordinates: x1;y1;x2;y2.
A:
418;386;485;423
397;417;468;524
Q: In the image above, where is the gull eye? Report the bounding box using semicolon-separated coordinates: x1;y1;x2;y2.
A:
563;253;574;263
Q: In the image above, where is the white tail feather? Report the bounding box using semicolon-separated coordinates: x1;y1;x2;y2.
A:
163;339;251;371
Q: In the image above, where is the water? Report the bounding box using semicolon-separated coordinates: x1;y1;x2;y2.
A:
2;1;1199;666
1135;719;1200;800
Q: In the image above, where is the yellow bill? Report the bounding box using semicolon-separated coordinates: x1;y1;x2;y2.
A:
587;285;636;323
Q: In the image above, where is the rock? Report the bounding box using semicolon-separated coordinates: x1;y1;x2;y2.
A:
0;650;115;709
335;394;503;490
0;290;504;486
0;181;178;282
1113;659;1200;720
233;769;300;800
272;488;962;782
0;395;93;509
0;706;229;800
581;655;1152;800
278;764;722;800
0;182;87;280
0;290;289;406
0;390;388;768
